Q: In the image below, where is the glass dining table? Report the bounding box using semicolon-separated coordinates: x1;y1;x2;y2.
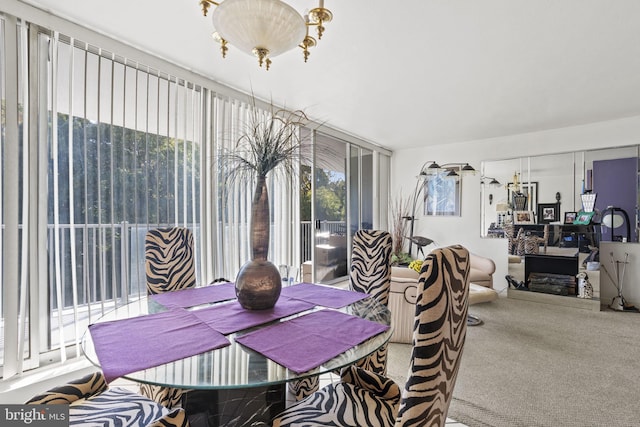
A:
81;283;392;427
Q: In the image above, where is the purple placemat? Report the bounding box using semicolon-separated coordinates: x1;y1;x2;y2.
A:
280;282;369;308
191;297;315;335
89;308;230;383
235;309;389;373
150;282;236;308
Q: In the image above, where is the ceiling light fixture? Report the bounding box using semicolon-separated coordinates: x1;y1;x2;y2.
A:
199;0;333;70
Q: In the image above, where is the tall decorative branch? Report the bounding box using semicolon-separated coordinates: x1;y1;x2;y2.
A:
389;194;411;262
218;96;312;310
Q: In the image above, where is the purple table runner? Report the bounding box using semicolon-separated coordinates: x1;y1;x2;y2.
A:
191;297;315;335
89;308;230;383
150;282;236;308
280;282;369;309
235;309;389;374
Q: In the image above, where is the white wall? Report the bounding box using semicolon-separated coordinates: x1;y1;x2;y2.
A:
391;115;640;292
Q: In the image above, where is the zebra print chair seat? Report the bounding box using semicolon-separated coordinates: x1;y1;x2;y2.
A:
26;371;188;426
142;226;196;408
274;245;470;427
289;230;393;402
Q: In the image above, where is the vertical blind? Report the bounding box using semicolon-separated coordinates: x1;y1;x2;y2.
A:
0;18;301;376
43;31;205;365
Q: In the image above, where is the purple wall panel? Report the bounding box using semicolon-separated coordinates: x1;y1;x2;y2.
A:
592;157;637;242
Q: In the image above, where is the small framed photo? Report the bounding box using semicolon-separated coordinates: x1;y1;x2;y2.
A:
564;211;577;224
573;211;595;225
537;203;560;224
513;210;535;225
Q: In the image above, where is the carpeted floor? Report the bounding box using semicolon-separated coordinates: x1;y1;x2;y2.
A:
387;294;640;427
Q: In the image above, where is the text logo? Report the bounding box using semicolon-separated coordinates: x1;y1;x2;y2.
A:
0;405;68;426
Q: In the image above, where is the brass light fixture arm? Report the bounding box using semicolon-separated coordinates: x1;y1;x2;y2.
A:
200;0;220;16
307;7;332;40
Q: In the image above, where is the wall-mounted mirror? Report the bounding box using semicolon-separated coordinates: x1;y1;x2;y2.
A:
481;146;640;249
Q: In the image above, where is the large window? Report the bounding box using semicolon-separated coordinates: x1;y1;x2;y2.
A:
0;9;390;378
42;32;203;363
0;22;203;375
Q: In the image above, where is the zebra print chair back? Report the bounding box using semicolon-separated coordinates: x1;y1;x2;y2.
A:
273;245;470;427
290;230;393;402
350;229;392;375
396;244;469;426
26;371;188;426
143;226;195;408
145;227;196;295
350;229;393;306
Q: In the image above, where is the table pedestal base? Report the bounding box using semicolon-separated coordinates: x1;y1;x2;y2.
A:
183;384;286;427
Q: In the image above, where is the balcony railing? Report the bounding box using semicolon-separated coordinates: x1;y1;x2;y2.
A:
299;221;347;262
0;220;349;366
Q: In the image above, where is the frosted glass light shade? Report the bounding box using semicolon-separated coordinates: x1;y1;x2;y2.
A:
602;213;625;228
213;0;306;58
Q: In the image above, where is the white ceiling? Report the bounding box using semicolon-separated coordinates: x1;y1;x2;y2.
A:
19;0;640;151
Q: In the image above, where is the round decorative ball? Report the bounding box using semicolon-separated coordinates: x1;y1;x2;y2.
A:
235;259;282;310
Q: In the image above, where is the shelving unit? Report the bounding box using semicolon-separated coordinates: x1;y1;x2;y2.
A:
508;251;601;311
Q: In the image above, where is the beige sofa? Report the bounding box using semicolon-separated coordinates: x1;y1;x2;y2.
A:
389;253;498;343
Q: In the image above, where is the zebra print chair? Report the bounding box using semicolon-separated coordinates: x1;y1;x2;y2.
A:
273;245;470;427
26;371;188;426
349;229;393;375
289;230;393;402
145;227;196;295
142;226;196;408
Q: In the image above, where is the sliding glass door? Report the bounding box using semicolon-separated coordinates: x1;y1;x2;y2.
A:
313;133;348;283
299;133;381;285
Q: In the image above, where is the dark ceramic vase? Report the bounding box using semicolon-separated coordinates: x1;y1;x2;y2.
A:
235;259;281;310
235;175;282;310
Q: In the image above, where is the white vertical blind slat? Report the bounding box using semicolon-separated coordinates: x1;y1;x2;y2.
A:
17;18;30;374
66;37;81;358
2;13;20;378
50;31;66;364
190;85;199;277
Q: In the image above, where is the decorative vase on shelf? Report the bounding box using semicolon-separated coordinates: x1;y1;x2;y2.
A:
512;192;528;211
235;175;281;310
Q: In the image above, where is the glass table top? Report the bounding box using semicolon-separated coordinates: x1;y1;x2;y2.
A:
81;291;392;390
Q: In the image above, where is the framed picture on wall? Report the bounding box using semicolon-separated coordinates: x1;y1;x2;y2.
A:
564;211;577;224
423;169;461;216
537;203;560;224
513;210;535;225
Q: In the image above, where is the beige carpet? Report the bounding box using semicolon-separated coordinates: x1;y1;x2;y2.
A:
387;294;640;427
